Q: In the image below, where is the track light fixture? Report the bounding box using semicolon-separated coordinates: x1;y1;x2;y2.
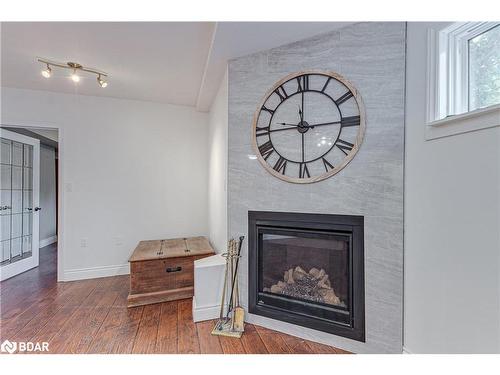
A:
41;64;52;78
97;74;108;88
71;69;80;83
37;58;109;88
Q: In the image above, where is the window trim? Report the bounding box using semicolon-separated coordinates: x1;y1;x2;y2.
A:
426;22;500;140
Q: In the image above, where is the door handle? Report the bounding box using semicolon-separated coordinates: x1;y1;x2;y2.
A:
166;266;182;273
34;207;41;212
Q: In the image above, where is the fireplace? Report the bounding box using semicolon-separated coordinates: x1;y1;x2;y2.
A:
248;211;365;342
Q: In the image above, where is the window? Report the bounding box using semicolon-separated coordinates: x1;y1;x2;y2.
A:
427;22;500;124
468;25;500;111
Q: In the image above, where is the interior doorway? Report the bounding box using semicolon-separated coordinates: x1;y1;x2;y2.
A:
0;126;59;280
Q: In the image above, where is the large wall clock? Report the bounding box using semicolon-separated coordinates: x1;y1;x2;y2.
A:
251;71;365;184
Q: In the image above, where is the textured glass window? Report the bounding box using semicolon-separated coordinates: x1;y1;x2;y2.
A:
469;25;500;111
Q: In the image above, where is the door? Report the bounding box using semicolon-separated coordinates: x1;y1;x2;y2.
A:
0;129;40;281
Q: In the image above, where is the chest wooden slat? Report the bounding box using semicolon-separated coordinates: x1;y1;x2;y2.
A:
127;236;214;307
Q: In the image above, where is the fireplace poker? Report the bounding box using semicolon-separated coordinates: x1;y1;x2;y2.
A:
218;239;232;322
226;236;244;320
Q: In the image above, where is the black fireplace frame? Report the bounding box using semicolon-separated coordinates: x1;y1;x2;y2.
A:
248;210;365;342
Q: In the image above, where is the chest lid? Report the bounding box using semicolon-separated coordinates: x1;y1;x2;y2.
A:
129;236;214;262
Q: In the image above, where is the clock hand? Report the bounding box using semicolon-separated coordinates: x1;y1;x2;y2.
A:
301;133;305;163
268;126;300;133
307;120;342;128
301;92;305;121
277;120;342;128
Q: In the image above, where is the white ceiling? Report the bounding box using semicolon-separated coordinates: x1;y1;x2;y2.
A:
1;22;351;111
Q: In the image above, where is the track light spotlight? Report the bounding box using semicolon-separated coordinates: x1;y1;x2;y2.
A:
37;58;109;88
71;69;80;83
97;75;108;88
41;64;52;78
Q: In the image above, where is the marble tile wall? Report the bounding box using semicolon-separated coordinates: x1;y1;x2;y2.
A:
228;22;406;353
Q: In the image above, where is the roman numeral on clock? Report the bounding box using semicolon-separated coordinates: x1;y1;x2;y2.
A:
273;156;287;174
296;75;309;92
258;141;274;160
335;91;353;105
336;139;354;155
261;105;275;115
274;86;288;102
299;163;310;178
341;116;360;127
322;157;334;172
321;77;331;93
256;126;270;137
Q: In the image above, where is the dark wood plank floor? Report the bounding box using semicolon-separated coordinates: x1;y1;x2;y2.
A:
0;244;349;354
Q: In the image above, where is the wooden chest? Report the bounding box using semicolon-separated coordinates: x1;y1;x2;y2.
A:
127;236;215;307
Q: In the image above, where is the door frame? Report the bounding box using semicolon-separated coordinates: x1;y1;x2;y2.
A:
0;129;40;280
0;123;64;282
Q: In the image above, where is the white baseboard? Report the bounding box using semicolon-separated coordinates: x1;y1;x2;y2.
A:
192;297;220;322
63;263;130;281
39;235;57;248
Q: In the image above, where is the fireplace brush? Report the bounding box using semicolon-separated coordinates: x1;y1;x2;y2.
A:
227;236;244;332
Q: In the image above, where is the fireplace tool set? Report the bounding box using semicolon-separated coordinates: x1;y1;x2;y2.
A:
211;236;245;338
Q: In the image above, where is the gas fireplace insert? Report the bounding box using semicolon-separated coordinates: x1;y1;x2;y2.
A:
248;211;365;342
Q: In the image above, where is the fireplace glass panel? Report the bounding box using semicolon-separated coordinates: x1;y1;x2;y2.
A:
249;211;365;341
259;229;350;311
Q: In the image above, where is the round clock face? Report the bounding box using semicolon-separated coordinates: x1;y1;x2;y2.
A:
251;71;365;183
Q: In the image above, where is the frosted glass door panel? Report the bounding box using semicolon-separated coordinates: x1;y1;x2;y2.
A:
0;189;11;215
0;215;11;241
11;237;22;258
11;190;22;214
12;166;22;189
0;137;36;266
12;142;23;166
0;165;11;189
0;139;11;164
1;240;10;262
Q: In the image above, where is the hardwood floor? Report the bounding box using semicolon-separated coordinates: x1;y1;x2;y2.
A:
0;244;349;354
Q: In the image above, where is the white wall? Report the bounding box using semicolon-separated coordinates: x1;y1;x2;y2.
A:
207;70;228;253
1;87;209;281
405;22;500;353
39;144;57;245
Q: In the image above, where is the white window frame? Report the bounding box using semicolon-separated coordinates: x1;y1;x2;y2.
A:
426;22;500;139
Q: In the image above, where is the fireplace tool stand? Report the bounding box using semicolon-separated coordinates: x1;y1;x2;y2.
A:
211;236;245;338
